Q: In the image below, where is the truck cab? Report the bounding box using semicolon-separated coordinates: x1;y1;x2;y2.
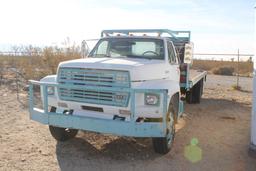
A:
29;29;207;154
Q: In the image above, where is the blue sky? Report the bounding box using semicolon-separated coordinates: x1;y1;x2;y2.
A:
0;0;254;56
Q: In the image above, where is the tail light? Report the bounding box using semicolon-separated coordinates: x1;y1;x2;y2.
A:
180;76;187;83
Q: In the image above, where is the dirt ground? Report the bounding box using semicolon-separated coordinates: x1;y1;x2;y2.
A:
0;74;255;171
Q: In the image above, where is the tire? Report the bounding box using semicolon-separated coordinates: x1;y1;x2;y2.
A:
48;107;78;141
186;90;193;104
186;79;202;104
200;79;204;97
49;126;78;141
193;81;201;103
152;101;176;154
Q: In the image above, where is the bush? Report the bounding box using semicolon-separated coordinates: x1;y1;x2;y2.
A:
231;84;242;91
192;60;253;77
211;66;234;76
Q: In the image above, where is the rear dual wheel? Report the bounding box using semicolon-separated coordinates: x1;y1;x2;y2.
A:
186;79;204;104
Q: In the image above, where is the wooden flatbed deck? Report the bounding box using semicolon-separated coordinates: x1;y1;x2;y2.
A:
189;69;207;88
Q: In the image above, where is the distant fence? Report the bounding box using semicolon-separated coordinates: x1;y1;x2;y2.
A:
0;51;60;56
193;51;253;88
0;51;253;61
194;52;253;62
0;50;253;102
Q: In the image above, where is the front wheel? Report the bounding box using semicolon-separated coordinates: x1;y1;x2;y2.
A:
49;126;78;141
48;107;78;141
152;103;175;154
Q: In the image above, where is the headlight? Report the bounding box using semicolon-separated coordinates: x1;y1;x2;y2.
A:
145;93;160;106
115;73;128;83
47;86;55;95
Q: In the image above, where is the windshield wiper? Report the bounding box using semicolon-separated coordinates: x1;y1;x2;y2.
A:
126;55;153;60
103;55;111;57
88;54;111;58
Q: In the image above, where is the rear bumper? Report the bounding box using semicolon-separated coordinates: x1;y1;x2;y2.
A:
29;80;168;138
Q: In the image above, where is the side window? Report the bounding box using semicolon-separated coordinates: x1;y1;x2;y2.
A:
167;42;177;64
95;40;108;55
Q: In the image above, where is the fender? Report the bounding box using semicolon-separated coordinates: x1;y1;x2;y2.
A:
40;75;57;83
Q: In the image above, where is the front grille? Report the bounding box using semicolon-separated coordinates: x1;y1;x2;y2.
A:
57;68;130;107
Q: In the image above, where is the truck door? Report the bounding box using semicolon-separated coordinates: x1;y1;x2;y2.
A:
167;41;180;83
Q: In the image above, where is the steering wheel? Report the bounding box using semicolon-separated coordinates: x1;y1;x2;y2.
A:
142;51;159;56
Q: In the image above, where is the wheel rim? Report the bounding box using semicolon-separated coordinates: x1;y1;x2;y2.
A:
166;111;175;146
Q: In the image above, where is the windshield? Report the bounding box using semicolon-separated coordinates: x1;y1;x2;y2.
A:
89;38;165;60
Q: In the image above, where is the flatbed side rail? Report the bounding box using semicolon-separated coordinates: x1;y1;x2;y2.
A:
189;71;207;88
28;80;168;137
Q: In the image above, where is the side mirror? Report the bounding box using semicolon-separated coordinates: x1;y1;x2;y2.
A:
81;40;89;58
184;43;194;65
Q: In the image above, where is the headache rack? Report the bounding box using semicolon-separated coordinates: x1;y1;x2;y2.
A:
101;29;191;63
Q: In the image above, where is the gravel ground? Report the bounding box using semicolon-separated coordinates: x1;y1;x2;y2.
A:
0;74;255;171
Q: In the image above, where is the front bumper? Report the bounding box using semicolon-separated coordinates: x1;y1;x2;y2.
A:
29;80;168;138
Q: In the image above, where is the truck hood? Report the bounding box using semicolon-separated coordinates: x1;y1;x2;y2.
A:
58;57;169;81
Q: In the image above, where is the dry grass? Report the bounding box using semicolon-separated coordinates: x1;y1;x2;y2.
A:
192;59;253;77
1;53;253;84
212;66;234;76
0;45;81;82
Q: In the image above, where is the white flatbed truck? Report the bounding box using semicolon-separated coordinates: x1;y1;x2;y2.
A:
29;29;207;154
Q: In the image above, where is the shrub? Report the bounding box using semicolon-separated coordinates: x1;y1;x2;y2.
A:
192;59;253;77
231;84;242;91
211;66;235;76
